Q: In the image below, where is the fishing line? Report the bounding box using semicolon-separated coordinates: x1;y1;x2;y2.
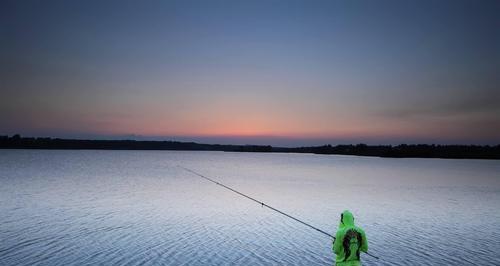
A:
179;166;379;260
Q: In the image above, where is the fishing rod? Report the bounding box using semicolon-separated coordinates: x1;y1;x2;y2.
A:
179;166;380;260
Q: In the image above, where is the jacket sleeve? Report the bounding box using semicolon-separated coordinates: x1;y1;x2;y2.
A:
360;228;368;253
333;230;343;255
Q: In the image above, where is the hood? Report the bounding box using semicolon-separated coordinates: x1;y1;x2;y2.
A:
339;210;355;229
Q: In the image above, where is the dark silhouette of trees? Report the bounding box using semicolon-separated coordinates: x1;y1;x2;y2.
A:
0;134;498;159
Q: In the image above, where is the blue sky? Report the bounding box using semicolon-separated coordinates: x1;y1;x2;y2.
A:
1;0;499;146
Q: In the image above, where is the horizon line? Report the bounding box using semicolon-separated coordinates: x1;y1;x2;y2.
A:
2;134;499;148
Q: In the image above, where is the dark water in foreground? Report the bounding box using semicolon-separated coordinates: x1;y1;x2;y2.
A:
1;150;499;265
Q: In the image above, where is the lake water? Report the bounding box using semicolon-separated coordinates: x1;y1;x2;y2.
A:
1;150;499;265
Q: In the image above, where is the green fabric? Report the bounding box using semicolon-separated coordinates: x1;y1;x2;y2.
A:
332;210;368;266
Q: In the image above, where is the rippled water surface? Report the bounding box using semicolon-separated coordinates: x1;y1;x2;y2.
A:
1;150;499;265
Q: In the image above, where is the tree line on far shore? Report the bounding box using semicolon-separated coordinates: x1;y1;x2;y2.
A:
1;134;499;159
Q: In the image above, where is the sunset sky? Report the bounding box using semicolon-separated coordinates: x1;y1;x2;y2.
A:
1;0;499;146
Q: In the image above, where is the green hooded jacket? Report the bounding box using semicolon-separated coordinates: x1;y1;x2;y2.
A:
332;210;368;266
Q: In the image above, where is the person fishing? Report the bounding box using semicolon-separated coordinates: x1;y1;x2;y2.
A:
333;210;368;266
179;166;379;262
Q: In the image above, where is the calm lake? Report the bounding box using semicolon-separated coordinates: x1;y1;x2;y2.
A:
1;150;499;265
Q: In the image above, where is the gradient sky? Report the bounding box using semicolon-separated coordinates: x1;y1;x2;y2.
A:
1;0;499;146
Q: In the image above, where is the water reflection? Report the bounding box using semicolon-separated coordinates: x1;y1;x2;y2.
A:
0;150;499;265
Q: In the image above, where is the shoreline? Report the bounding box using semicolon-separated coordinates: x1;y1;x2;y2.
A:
1;135;499;160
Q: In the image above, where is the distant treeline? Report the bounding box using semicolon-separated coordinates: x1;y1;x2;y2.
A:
1;134;499;159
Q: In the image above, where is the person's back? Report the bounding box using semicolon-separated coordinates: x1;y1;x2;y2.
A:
332;210;368;266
